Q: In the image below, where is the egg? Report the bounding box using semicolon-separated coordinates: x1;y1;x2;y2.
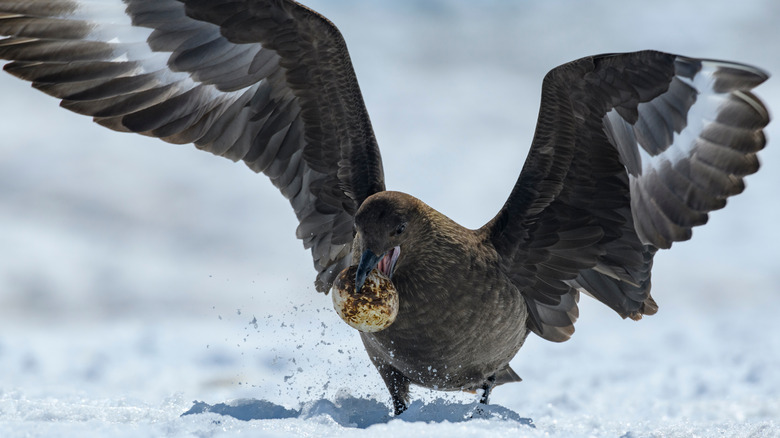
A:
331;265;399;332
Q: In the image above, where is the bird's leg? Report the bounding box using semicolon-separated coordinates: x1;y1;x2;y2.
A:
381;367;411;415
478;374;497;405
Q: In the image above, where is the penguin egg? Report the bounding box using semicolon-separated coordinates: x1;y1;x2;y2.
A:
331;266;399;333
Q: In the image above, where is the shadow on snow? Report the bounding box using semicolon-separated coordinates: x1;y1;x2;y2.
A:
182;393;534;429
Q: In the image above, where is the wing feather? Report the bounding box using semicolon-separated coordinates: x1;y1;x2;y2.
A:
484;51;768;342
0;0;386;292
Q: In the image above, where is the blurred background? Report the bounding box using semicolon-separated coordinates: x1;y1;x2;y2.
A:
0;0;777;425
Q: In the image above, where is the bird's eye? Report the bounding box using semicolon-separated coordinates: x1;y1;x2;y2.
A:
395;223;407;235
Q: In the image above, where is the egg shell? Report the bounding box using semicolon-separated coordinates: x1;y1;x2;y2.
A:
331;265;399;333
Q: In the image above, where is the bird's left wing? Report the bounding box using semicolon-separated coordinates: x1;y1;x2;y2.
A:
0;0;386;292
483;51;768;342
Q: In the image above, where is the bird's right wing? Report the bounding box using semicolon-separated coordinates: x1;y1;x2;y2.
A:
0;0;386;292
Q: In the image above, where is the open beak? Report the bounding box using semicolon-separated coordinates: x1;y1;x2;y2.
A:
355;246;400;292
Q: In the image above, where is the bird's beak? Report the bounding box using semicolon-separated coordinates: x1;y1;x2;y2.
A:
355;249;381;293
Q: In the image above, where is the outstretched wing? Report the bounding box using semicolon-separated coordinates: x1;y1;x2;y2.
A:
484;51;768;342
0;0;385;292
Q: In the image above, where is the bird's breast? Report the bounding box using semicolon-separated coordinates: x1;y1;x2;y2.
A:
361;256;529;390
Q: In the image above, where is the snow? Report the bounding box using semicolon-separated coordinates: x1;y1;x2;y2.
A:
1;0;779;436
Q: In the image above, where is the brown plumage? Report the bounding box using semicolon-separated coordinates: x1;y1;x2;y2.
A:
0;0;770;415
352;191;529;413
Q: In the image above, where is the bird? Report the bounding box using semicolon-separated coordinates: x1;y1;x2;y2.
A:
0;0;769;415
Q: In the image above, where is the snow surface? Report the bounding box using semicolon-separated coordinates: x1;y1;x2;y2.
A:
1;0;779;436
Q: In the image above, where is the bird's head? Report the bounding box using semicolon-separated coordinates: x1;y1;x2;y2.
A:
353;191;426;292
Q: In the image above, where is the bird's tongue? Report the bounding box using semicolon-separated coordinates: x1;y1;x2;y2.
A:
377;246;400;277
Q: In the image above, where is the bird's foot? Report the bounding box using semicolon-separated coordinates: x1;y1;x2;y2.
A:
478;374;497;405
392;397;408;416
382;367;410;416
